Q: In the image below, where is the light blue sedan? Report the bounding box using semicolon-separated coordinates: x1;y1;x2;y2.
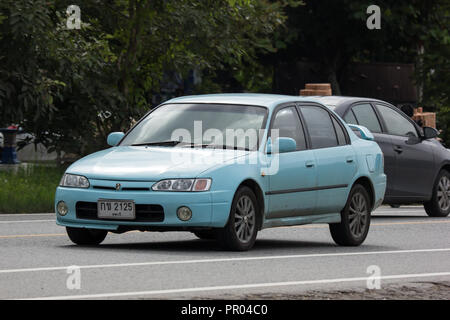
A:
55;94;386;251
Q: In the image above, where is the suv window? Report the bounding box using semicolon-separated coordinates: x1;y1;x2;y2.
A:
271;107;307;150
376;104;418;137
351;104;382;133
300;106;338;149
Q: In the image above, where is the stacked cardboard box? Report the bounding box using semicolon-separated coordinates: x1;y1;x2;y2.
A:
412;107;436;128
299;83;332;96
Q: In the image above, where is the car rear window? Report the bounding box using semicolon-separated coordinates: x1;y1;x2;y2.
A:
351;104;382;133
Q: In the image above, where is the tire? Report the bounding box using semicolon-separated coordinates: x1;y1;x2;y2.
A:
424;170;450;217
216;186;259;251
192;230;216;240
329;184;371;246
66;227;108;245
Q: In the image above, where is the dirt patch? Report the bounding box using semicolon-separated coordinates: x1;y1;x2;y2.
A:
193;281;450;300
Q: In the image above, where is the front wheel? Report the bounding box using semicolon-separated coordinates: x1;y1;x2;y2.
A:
424;170;450;217
329;184;371;246
66;227;108;245
216;186;259;251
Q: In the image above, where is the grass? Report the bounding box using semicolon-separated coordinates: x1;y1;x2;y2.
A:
0;164;66;213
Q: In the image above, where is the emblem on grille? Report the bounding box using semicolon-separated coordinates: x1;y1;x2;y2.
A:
115;183;121;191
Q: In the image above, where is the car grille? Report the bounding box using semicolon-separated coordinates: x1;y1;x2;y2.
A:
75;201;164;222
92;186;150;191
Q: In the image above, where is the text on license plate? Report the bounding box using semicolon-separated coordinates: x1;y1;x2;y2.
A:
97;200;135;220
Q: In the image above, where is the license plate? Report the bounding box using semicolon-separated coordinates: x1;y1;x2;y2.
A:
97;199;135;220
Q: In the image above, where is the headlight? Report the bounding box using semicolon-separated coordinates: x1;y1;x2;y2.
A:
59;174;90;188
152;178;211;192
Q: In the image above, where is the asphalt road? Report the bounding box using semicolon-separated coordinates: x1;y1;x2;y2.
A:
0;206;449;300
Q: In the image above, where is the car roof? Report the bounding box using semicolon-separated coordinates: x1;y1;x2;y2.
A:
311;96;387;109
165;93;337;110
164;93;388;111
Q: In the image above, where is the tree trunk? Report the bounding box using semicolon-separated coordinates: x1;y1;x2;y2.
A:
328;69;341;96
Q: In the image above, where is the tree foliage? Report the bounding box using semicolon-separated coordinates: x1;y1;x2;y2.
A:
1;0;449;153
0;0;293;156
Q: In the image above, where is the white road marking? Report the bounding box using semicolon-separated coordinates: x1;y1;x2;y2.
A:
0;220;54;224
1;248;449;275
0;213;54;217
22;271;450;300
373;210;425;213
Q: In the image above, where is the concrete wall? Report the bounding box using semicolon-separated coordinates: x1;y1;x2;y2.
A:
0;133;58;162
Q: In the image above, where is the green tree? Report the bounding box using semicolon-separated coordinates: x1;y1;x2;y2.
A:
0;0;124;156
1;0;291;156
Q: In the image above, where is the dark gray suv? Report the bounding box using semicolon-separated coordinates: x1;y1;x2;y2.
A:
315;96;450;217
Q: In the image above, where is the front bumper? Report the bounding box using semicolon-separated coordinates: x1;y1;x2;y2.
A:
55;180;232;231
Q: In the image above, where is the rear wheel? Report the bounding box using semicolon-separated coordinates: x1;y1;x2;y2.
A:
424;170;450;217
216;186;259;251
66;227;107;245
329;184;371;246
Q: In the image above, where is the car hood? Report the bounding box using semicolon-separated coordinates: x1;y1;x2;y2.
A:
66;146;249;181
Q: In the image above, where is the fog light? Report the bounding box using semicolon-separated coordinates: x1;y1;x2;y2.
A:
177;206;192;221
57;201;68;216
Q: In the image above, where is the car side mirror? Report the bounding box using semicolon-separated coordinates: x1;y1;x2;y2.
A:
107;132;125;146
348;124;374;141
422;127;439;140
266;137;297;154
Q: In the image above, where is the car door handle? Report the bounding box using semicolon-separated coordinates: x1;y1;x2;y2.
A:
394;146;403;154
346;157;354;163
305;161;315;168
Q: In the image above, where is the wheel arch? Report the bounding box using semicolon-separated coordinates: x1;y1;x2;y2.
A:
439;163;450;175
430;163;450;197
352;176;375;211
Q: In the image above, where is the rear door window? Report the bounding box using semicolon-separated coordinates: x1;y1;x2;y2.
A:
300;106;338;149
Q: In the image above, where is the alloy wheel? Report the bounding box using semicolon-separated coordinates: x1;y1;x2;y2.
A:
348;192;369;238
437;176;450;211
234;195;256;243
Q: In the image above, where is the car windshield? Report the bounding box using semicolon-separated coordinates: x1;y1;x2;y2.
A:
120;103;268;151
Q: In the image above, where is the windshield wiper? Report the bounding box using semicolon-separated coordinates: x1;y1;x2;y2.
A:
131;140;184;147
204;144;251;151
131;141;250;151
